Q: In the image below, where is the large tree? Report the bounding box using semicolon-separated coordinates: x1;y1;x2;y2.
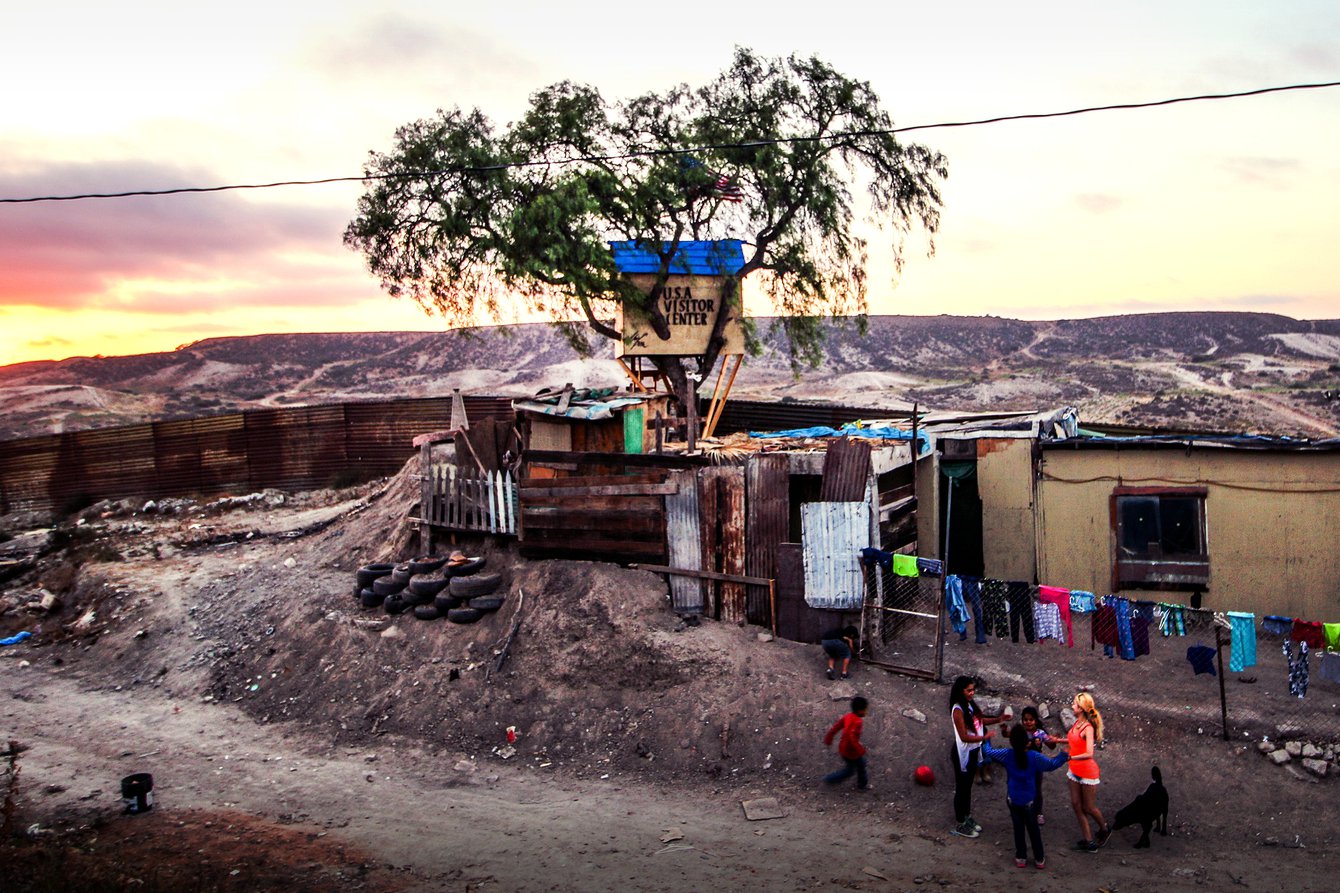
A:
345;48;947;409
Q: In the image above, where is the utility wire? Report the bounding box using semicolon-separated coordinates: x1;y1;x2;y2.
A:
2;79;1338;205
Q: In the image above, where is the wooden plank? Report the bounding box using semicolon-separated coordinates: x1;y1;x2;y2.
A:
519;482;679;498
522;495;664;513
631;564;772;587
519;533;667;553
520;473;669;488
517;506;664;528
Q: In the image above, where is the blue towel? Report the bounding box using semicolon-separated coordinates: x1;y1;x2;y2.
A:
1228;611;1257;672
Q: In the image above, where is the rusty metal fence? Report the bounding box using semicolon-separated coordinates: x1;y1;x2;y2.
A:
0;396;514;515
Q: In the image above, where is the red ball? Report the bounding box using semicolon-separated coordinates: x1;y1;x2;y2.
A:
914;765;935;786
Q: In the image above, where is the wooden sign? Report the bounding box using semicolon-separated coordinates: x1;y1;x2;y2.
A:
617;274;744;357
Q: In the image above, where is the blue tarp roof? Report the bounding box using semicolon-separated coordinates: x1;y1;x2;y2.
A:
610;240;744;276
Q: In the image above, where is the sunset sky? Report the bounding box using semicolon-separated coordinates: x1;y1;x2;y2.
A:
2;1;1338;366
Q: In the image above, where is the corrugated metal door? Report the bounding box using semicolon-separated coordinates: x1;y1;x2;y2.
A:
745;454;788;626
801;501;869;609
665;469;704;614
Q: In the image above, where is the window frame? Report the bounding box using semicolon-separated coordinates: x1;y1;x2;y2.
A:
1110;485;1209;591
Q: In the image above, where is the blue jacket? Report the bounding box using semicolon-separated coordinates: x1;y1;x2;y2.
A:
981;745;1069;806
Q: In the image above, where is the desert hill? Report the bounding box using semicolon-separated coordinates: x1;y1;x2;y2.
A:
2;312;1338;440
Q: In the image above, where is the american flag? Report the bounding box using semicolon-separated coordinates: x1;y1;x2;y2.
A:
712;174;744;203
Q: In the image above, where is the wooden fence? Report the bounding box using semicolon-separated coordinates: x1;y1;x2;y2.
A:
423;466;518;535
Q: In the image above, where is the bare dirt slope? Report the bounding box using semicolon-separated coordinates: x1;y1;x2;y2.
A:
2;462;1338;891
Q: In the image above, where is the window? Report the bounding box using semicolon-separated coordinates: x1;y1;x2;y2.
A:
1112;487;1208;589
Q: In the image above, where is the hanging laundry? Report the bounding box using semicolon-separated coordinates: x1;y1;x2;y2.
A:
859;547;893;571
892;554;920;577
1261;615;1293;636
1130;617;1151;657
981;579;1010;639
1068;590;1097;614
1290;619;1326;650
1324;622;1340;651
1227;612;1257;672
1037;585;1073;647
962;576;986;645
1007;581;1035;643
1093;603;1120;650
1158;603;1186;637
944;575;969;640
1034;601;1065;643
1317;651;1340;685
1186;644;1217;676
1284;641;1310;697
916;557;944;577
1133;600;1157;624
1114;597;1136;661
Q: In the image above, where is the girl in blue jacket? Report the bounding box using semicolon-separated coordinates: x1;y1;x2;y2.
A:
982;724;1069;869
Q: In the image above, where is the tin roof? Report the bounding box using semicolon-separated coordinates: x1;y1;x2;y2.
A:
609;240;744;276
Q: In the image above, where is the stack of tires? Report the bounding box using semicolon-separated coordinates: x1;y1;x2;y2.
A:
352;555;504;623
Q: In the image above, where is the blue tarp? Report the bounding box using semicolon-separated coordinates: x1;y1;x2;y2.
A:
748;423;930;455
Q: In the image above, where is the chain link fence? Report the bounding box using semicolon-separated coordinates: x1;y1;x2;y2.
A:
864;570;1340;766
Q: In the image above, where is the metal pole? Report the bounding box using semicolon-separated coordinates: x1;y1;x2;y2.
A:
1215;624;1229;740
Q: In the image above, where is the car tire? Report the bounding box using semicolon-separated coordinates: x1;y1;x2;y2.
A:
390;563;414;585
383;593;408;615
468;596;505;613
449;573;502;598
359;588;384;608
406;577;451;598
446;557;487;577
373;577;407;597
356;563;396;589
433;593;462;614
407;555;450;575
447;607;483;624
413;604;442;621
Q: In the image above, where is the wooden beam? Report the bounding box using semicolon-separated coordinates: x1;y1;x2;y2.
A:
703;354;743;440
630;563;772;587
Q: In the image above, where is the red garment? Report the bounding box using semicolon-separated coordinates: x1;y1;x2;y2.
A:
1092;605;1120;648
1038;585;1074;647
1291;619;1326;649
825;712;866;759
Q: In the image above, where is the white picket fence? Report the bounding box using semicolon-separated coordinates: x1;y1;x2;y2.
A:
425;466;518;535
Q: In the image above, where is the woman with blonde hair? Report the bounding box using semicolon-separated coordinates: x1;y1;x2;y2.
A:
1066;691;1110;852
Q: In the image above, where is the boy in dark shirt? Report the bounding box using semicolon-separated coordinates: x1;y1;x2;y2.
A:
821;625;858;679
823;696;871;791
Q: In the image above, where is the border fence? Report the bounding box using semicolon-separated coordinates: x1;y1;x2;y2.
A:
0;396;514;515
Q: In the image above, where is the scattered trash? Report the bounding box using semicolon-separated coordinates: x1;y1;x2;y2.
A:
740;797;785;821
660;830;684;843
506;726;518;744
862;867;889;880
0;631;33;647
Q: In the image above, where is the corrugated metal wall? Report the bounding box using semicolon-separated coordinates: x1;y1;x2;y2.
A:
0;396;515;514
665;469;705;614
745;454;788;626
698;466;747;622
801;502;870;610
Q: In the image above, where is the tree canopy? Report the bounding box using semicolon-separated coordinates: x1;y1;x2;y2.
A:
344;48;947;401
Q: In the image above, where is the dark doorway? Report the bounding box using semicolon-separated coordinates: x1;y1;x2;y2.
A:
939;461;984;578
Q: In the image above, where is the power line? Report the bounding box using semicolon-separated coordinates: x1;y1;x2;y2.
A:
2;79;1338;205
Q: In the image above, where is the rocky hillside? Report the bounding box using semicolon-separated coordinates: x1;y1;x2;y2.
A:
2;312;1338;440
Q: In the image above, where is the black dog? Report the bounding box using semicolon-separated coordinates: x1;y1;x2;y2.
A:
1111;766;1169;848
